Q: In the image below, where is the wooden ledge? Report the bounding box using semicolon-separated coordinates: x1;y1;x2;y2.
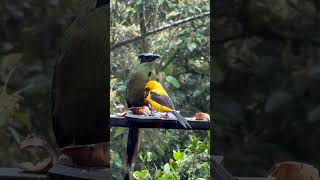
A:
48;163;109;180
110;114;210;130
0;168;47;180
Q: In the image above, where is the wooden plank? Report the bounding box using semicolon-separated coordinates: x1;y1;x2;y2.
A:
48;163;109;180
0;168;47;180
110;115;210;130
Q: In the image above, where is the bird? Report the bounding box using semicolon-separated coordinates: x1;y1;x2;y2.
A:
126;53;160;108
145;80;192;129
51;0;108;150
125;53;160;180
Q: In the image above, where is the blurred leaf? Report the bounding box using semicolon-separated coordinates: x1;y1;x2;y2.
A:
158;71;166;83
164;63;174;75
0;53;22;70
169;160;178;171
14;113;31;129
113;127;125;138
140;170;150;178
187;42;197;51
133;169;150;180
146;152;152;162
117;84;126;92
157;174;171;180
23;74;50;95
192;89;201;97
166;11;179;19
165;75;180;88
163;163;171;173
198;143;208;153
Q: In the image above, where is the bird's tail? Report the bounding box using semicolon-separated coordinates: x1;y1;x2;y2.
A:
172;111;192;129
125;127;140;180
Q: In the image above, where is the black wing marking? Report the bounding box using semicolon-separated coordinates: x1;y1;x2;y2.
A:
150;91;175;110
139;53;161;64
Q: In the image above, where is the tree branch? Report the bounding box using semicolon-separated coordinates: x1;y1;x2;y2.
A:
111;11;210;50
139;2;148;52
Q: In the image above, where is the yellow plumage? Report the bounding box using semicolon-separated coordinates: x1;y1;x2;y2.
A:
147;88;172;112
145;80;192;129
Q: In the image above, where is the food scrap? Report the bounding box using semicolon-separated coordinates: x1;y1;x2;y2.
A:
193;112;210;121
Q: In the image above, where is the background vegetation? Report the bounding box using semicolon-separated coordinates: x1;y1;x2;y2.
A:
0;0;81;165
214;0;320;177
110;0;210;179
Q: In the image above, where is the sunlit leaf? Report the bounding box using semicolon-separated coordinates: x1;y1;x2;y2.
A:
173;150;185;161
163;163;171;173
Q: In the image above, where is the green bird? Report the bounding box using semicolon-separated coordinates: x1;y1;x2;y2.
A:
125;53;160;180
51;0;109;149
126;53;160;108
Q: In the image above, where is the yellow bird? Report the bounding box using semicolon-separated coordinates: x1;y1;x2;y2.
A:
145;80;192;129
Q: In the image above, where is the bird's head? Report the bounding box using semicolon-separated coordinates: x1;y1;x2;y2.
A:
138;53;161;64
145;80;163;92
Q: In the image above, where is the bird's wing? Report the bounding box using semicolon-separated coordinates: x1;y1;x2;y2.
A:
150;91;175;110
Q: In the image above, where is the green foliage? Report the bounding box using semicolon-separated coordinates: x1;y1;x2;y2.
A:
215;0;320;176
165;76;180;88
133;170;150;180
133;135;210;180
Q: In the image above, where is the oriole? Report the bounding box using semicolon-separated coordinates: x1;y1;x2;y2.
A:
145;80;192;129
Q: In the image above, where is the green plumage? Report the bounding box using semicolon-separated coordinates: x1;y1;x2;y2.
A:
126;62;156;108
52;1;109;148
